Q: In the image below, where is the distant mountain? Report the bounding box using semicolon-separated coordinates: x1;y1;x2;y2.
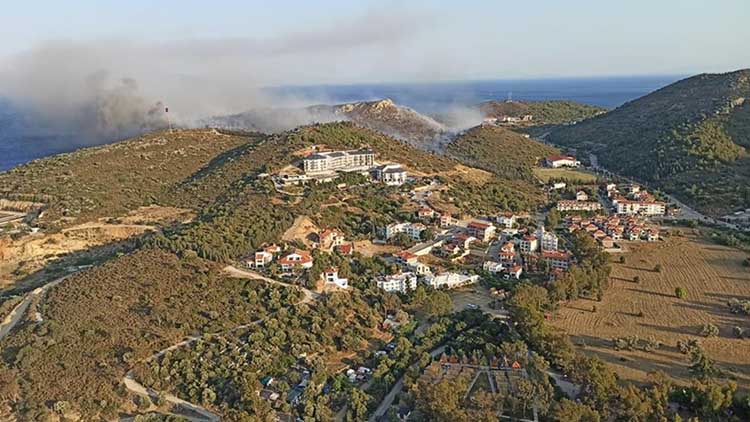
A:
478;100;605;125
206;98;447;150
547;69;750;216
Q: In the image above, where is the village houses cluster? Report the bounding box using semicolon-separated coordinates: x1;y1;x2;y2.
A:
249;148;671;301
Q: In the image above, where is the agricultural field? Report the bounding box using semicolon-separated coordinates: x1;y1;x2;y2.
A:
532;167;599;183
551;231;750;389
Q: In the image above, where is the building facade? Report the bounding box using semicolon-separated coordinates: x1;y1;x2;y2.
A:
303;149;375;174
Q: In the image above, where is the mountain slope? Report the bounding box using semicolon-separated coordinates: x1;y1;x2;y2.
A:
446;125;559;181
547;69;750;215
207;98;446;149
0;122;548;419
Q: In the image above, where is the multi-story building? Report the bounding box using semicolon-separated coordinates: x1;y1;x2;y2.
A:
519;235;538;254
557;200;602;212
376;272;418;294
542;250;572;270
303;149;375;175
423;273;479;289
536;227;559;251
467;221;497;243
384;222;426;240
375;164;408;186
614;200;666;216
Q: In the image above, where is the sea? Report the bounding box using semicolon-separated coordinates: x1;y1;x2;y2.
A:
0;75;681;172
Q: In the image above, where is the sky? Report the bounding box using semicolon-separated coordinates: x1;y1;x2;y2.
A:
0;0;748;136
1;0;748;84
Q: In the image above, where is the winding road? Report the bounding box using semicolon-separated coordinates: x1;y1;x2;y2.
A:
120;266;320;421
0;275;68;341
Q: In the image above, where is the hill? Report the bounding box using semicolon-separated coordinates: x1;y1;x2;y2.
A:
547;69;750;215
0;122;550;419
446;125;560;181
207;98;447;149
0;129;257;225
479;100;605;125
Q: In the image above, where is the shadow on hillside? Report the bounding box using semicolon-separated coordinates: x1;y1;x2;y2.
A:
637;323;697;336
625;287;674;298
620;265;656;272
176;137;261;188
705;292;750;301
567;334;692;382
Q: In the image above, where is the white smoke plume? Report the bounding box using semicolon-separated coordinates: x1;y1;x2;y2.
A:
0;10;432;142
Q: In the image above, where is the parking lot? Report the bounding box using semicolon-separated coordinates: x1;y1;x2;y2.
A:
449;284;509;319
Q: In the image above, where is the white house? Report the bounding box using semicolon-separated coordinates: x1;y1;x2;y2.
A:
576;191;589;201
423;273;479;289
278;250;314;271
376;272;418;294
507;265;523;279
483;261;504;273
496;212;517;228
323;267;349;289
545;155;581;168
384;222;426;240
375;164;408;186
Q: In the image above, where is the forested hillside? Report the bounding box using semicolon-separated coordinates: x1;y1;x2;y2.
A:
548;69;750;215
446;125;559;180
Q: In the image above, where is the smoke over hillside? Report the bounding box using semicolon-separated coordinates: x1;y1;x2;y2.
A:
0;10;435;144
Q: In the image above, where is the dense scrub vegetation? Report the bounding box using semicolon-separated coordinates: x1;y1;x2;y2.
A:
0;129;253;225
446;125;559;181
0;249;299;420
548;69;750;215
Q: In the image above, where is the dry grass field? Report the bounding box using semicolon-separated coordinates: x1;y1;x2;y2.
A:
551;232;750;389
533;167;599;183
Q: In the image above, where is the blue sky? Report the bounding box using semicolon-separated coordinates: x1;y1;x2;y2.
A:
2;0;748;83
0;0;748;125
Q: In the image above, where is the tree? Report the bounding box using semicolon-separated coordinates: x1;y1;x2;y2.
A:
654;264;662;273
552;399;601;422
346;389;371;422
545;209;561;230
420;228;435;241
700;323;719;338
53;401;71;415
675;287;687;299
689;346;719;379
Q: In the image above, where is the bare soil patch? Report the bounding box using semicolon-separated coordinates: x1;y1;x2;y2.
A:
282;215;319;247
